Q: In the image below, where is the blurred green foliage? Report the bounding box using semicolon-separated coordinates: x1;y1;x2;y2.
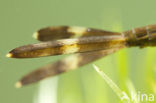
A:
0;0;156;103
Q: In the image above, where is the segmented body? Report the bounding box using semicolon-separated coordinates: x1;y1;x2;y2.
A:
123;25;156;47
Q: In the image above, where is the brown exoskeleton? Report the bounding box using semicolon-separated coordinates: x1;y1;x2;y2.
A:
7;24;156;87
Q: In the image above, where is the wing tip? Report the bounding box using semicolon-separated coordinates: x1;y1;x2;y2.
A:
6;53;13;58
15;81;22;88
33;32;39;40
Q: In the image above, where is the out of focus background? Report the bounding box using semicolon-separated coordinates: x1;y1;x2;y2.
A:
1;0;156;103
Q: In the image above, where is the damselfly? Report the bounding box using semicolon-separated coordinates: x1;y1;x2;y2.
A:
7;24;156;88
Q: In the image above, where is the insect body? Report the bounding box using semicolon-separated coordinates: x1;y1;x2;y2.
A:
7;24;156;87
124;25;156;47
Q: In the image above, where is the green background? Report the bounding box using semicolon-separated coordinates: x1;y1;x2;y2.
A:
0;0;156;103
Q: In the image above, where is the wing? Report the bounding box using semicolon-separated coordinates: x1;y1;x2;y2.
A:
33;26;121;41
7;35;126;58
16;46;125;87
6;26;126;87
7;26;125;58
